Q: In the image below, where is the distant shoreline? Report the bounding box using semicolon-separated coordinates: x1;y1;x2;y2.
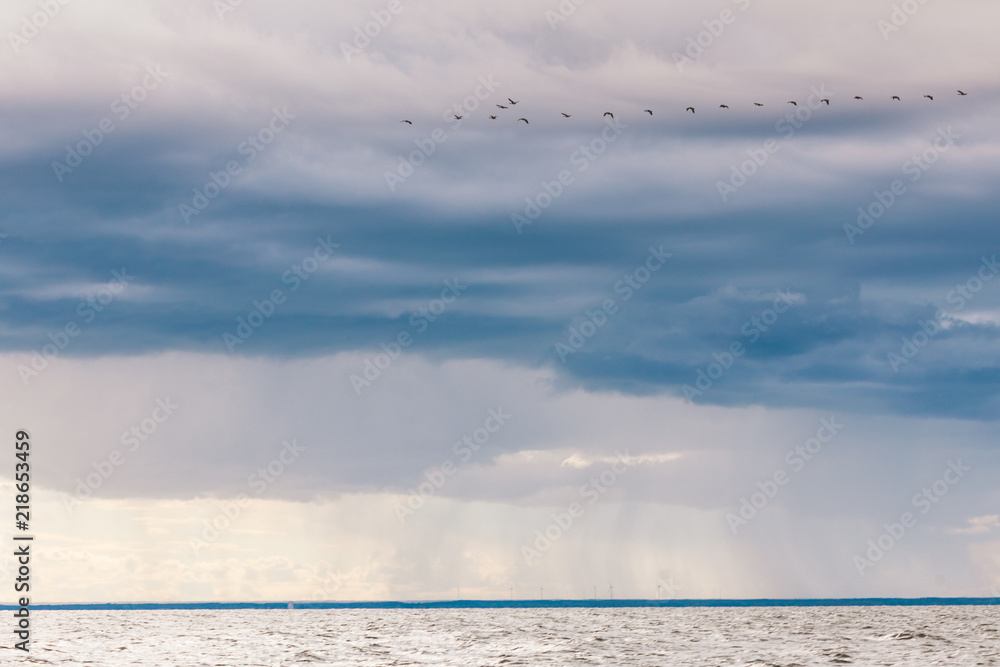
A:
5;598;998;611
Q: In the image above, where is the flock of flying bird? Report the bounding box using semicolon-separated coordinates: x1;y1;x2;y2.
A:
399;90;969;125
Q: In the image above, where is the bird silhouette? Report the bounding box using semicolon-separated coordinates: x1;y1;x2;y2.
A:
394;86;958;130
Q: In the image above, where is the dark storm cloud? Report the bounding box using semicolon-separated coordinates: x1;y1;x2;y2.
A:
1;0;998;421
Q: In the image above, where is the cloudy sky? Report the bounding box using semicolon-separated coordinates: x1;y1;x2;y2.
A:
1;0;998;603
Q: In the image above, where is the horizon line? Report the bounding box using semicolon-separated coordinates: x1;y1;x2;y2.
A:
5;597;999;611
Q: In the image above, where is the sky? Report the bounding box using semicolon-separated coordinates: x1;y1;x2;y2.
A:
0;0;998;603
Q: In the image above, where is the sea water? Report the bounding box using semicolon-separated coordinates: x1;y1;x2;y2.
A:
3;605;997;665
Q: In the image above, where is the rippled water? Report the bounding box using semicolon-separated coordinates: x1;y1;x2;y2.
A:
4;606;998;666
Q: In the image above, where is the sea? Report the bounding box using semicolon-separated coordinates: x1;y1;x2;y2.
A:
3;603;997;666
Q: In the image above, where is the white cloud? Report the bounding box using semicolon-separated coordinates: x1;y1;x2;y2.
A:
2;350;999;599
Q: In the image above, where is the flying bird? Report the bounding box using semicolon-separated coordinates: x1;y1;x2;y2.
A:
517;118;529;124
453;115;463;120
958;90;968;96
496;105;508;109
821;99;830;105
489;115;497;120
561;113;572;118
788;101;797;106
644;109;653;115
686;107;695;114
719;104;729;109
754;103;764;107
924;95;934;100
400;120;412;124
508;98;519;105
604;112;614;118
892;96;900;101
854;96;863;100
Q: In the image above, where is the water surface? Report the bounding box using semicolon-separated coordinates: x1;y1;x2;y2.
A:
6;605;998;665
